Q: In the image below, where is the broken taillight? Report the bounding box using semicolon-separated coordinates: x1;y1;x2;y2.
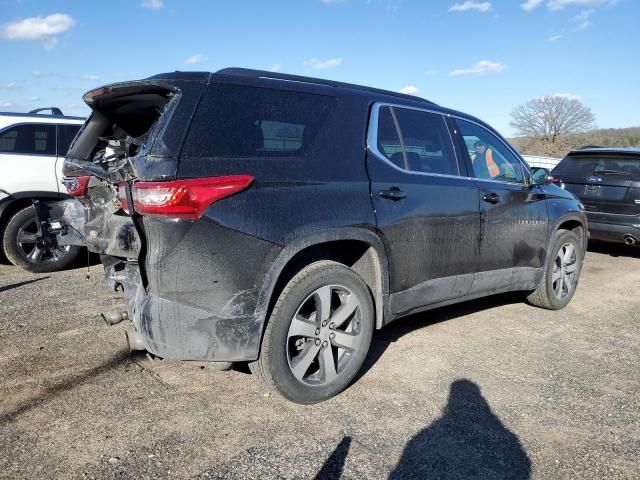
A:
117;182;131;214
130;175;254;220
62;176;91;197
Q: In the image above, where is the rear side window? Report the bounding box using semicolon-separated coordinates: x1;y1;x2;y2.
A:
182;84;335;158
58;124;82;156
554;155;640;178
0;124;56;155
375;106;458;176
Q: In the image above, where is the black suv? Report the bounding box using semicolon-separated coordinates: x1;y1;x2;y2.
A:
47;68;587;403
551;148;640;246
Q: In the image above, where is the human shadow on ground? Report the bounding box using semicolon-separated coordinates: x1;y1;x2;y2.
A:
357;292;526;380
389;379;531;480
587;240;640;259
314;436;352;480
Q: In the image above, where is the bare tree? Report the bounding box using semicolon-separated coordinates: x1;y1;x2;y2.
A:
510;96;595;146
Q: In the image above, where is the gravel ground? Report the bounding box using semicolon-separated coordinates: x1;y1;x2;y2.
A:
0;242;638;479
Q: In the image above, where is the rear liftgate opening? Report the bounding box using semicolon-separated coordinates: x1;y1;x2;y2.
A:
35;82;179;350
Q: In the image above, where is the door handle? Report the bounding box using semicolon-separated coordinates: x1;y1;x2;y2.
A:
380;189;406;201
482;192;501;204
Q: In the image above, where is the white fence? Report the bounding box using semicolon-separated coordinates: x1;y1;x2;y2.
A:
522;155;562;170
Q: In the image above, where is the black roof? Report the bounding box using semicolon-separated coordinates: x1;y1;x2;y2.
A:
568;147;640;157
149;68;436;106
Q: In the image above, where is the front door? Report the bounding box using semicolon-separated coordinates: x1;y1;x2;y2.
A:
366;105;480;316
451;118;549;292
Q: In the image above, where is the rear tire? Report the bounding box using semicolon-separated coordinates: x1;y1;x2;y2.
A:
3;206;80;273
250;260;374;404
527;229;583;310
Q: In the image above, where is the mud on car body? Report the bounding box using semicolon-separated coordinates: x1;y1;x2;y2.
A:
45;68;587;403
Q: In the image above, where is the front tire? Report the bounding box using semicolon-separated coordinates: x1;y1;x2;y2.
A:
250;261;374;404
527;229;583;310
3;206;80;273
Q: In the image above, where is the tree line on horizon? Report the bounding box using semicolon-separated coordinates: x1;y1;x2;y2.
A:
507;95;640;158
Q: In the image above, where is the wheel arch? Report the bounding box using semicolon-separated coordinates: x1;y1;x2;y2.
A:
537;212;587;278
255;228;390;332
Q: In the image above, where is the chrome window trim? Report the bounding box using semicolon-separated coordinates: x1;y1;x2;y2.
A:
367;102;531;184
367;103;472;181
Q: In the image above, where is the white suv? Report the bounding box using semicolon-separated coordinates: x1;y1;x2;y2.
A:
0;108;84;272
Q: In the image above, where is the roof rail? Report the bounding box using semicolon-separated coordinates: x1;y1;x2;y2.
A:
29;107;64;116
215;67;436;105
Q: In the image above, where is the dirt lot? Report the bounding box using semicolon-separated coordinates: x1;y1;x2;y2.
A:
0;242;638;479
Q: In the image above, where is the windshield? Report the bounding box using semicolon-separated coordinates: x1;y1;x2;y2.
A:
553;155;640;178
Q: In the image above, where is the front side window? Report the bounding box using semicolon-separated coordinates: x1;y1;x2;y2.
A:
455;119;525;184
0;124;56;155
375;106;458;176
182;84;335;158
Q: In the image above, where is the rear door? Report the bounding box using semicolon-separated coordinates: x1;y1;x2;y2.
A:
552;154;640;217
0;122;58;194
450;118;549;291
367;104;480;315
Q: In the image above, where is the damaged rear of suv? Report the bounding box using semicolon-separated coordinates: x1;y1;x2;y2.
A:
47;68;587;404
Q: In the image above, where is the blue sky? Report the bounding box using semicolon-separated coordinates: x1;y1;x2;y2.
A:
1;0;638;136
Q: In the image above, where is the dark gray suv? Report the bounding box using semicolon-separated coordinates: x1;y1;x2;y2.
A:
551;147;640;246
42;68;587;403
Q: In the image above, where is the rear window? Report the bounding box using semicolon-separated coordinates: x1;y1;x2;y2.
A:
182;84;335;158
553;155;640;178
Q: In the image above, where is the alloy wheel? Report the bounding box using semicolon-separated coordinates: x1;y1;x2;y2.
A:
286;285;364;386
552;242;578;300
16;217;71;266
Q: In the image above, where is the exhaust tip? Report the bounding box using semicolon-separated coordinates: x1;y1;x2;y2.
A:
623;235;637;246
100;309;128;326
126;328;146;352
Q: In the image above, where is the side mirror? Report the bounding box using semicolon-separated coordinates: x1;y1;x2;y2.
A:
530;167;551;186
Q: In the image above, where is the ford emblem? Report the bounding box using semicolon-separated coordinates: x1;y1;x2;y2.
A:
586;176;602;183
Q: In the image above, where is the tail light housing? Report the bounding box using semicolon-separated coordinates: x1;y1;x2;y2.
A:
62;176;90;197
549;175;562;186
126;175;253;220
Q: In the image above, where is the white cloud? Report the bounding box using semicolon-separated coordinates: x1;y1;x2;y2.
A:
399;85;419;95
32;71;51;78
521;0;543;11
571;9;594;28
424;70;437;76
304;57;343;70
548;34;563;41
268;64;282;72
0;101;13;108
553;92;581;100
321;0;347;3
30;96;40;102
450;60;506;76
0;13;75;49
184;54;206;65
141;0;163;9
0;82;19;90
448;1;492;12
82;74;100;81
547;0;616;10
